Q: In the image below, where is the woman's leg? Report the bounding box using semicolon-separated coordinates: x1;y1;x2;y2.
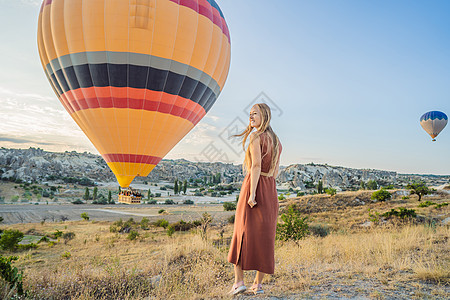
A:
253;271;265;285
234;263;244;284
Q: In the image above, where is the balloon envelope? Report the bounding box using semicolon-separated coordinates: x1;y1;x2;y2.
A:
37;0;231;187
420;111;448;141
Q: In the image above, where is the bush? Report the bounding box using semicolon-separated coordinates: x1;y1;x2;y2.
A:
223;202;236;211
325;188;337;196
0;255;25;295
52;229;63;239
127;230;139;240
140;217;150;230
418;201;436;208
17;243;38;251
155;193;161;197
278;194;286;200
164;199;175;205
110;218;135;233
276;205;309;243
308;224;330;237
183;199;194;205
296;191;305;197
154;219;169;229
147;200;157;204
171;220;197;231
435;202;448;209
72;199;84;204
167;225;175;237
62;232;75;244
227;215;235;224
158;209;165;214
371;189;392;202
0;230;24;251
366;180;378;190
382;207;416;219
80;212;89;221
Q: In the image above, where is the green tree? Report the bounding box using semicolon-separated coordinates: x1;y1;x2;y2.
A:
183;180;187;195
360;181;366;190
92;187;98;201
147;189;151;200
371;189;392;202
317;180;323;194
83;187;90;201
366;180;378;190
0;230;24;251
174;179;179;195
407;182;431;201
108;190;112;203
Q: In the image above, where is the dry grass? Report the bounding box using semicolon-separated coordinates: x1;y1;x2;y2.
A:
1;192;449;299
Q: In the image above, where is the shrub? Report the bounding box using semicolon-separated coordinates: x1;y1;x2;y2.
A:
382;207;416;219
158;209;166;214
17;243;38;251
278;194;286;200
147;199;157;204
127;230;139;240
223;202;236;211
155;193;161;197
38;236;49;243
296;191;305;197
0;230;24;251
276;205;309;243
325;188;337;196
80;212;89;221
52;230;63;239
418;201;436;208
0;255;25;295
61;251;71;259
308;224;330;237
171;220;197;231
401;196;410;200
183;199;194;205
435;202;448;209
164;199;175;205
371;189;392;202
154;219;169;229
72;199;83;204
110;218;135;233
62;232;75;244
167;225;175;237
227;215;235;224
140;217;150;230
366;180;378;190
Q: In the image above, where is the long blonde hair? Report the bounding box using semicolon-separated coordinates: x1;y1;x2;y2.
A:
234;103;281;174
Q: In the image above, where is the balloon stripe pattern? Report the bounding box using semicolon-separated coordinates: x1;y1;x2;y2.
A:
420;111;448;141
38;0;231;187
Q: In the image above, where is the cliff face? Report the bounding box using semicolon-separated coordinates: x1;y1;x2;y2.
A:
278;164;397;190
0;148;448;189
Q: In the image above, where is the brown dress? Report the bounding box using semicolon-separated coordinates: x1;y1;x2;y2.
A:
227;131;282;274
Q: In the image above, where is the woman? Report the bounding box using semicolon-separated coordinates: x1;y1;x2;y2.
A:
227;103;282;295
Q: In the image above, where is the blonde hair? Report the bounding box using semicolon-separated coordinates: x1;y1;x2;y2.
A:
234;103;281;174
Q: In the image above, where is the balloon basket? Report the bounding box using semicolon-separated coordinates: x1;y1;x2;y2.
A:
432;139;436;142
118;187;142;204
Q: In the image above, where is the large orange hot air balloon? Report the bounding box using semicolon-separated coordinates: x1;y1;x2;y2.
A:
37;0;231;187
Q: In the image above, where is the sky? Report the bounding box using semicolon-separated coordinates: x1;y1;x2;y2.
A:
0;0;449;175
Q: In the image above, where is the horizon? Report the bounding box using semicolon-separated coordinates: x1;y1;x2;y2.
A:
0;0;449;175
2;146;449;177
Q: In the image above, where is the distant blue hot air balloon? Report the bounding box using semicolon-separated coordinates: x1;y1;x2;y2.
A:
420;111;448;141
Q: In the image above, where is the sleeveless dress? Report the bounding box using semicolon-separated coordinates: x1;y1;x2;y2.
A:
227;131;282;274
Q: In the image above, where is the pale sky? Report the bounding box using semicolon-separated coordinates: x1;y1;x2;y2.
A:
0;0;449;175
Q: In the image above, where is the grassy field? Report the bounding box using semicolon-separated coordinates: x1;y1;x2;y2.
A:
1;190;449;299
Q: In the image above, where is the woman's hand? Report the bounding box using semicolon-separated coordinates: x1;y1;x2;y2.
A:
248;193;257;208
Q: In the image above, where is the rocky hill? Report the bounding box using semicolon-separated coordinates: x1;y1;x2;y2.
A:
0;148;448;190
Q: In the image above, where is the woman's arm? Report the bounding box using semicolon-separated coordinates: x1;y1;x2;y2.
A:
248;134;261;208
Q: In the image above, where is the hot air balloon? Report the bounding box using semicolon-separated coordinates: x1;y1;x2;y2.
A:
420;111;448;141
37;0;231;189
